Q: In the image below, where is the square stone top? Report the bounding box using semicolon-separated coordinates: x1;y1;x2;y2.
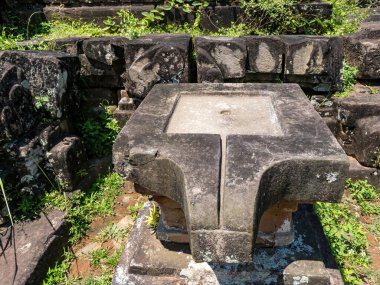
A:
166;95;283;137
113;83;349;263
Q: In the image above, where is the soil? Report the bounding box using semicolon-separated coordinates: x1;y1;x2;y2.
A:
67;181;146;281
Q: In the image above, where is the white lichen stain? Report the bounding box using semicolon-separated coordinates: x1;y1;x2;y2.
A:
326;172;339;183
180;260;219;285
293;275;309;284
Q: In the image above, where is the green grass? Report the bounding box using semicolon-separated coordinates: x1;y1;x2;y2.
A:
316;178;380;284
80;104;120;158
0;0;369;51
43;172;124;284
333;62;358;98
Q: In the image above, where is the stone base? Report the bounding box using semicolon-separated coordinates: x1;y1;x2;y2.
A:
113;202;343;285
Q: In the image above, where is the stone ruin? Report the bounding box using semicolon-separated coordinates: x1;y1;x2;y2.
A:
0;1;380;284
112;83;348;283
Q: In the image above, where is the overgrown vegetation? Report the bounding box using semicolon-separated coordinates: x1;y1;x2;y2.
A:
0;0;370;51
43;172;125;284
80;104;120;158
333;62;358;98
315;178;380;284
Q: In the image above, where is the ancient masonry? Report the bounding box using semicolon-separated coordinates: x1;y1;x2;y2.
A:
0;1;380;285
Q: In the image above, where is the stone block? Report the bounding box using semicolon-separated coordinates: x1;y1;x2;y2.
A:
344;35;380;80
282;36;343;92
0;208;69;285
246;36;285;81
79;37;128;88
0;63;38;142
47;136;88;191
195;36;246;82
348;156;379;187
124;34;191;99
82;36;128;66
52;37;89;55
352;116;380;167
335;94;380;127
0;51;80;120
283;260;331;285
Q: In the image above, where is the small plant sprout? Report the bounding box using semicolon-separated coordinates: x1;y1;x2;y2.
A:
146;203;160;230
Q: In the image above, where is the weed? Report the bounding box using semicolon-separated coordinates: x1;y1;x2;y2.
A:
90;248;109;268
346;178;378;202
80;104;120;158
96;224;129;242
333;62;358;98
323;0;369;36
0;27;23;50
42;249;74;285
105;246;125;267
146;203;160;230
315;201;370;284
67;172;123;243
34;18;107;41
128;201;144;222
82;272;113;285
359;201;380;215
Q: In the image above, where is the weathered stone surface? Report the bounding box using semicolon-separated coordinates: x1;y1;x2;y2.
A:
283;260;331;285
335;94;380;127
47;136;88;190
344;33;380;80
195;36;246;82
113;93;136;127
113;83;348;263
0;63;38;142
0;51;80;120
52;36;89;55
195;36;343;91
282;36;343;92
246;36;285;74
348;156;379;188
246;36;285;82
113;202;343;285
352;116;380;167
0;208;69;285
124;34;191;99
79;37;129;88
83;36;128;66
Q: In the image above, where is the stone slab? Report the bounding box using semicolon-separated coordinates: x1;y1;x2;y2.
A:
0;51;80;120
113;202;343;285
0;209;69;285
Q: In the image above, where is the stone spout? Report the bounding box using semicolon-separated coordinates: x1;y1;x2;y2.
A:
113;83;349;263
